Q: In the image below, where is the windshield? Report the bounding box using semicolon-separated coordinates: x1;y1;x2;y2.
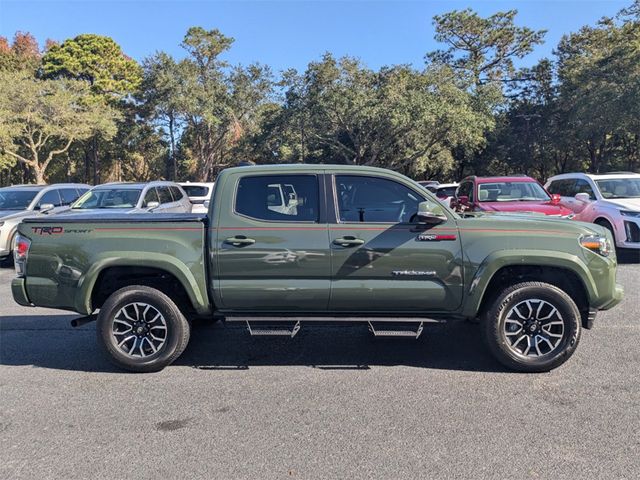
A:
478;182;550;202
595;178;640;199
0;190;39;210
73;188;142;209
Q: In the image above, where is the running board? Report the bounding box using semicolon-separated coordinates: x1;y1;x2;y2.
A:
246;320;301;338
223;315;443;323
368;321;424;339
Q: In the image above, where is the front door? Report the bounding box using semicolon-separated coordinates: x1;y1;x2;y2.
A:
328;173;463;313
214;172;331;311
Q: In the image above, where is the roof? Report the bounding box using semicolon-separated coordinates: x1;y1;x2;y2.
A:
547;172;640;181
220;163;415;176
0;183;88;191
92;181;180;189
464;176;537;184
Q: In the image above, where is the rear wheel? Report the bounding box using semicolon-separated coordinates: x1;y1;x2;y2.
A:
484;282;581;372
97;286;191;372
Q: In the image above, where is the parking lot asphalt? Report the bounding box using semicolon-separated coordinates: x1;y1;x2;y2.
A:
0;261;639;480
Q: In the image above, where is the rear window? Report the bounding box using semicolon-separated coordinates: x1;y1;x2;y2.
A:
235;175;319;222
182;185;209;197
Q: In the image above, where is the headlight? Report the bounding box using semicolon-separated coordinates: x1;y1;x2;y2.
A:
620;210;640;218
580;234;611;257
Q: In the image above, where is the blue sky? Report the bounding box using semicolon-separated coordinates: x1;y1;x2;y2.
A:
0;0;630;72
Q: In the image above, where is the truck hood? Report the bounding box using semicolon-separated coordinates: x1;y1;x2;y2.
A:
459;212;606;236
477;201;572;216
597;197;640;211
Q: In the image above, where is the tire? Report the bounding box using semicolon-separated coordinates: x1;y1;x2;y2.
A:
97;285;191;372
483;282;581;373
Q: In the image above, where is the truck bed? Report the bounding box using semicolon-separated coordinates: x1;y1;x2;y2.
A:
16;214;210;315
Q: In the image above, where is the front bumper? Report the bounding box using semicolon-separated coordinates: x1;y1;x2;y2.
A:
600;283;624;310
11;278;31;307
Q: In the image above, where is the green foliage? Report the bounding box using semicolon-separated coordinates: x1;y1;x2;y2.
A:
0;71;119;183
42;34;142;97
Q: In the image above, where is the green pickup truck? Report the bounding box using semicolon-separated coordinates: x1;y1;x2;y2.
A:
12;165;623;372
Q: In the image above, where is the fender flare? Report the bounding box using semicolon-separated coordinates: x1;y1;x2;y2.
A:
76;252;210;316
461;249;596;319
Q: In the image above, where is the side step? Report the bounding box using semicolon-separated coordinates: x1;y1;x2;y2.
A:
368;321;424;339
246;320;301;338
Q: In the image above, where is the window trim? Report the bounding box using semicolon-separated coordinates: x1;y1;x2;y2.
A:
231;173;323;224
331;173;432;225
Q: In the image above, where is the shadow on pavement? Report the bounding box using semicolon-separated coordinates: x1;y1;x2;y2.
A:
0;314;508;374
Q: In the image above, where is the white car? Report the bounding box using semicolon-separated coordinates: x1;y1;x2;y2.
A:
69;181;192;215
545;172;640;250
433;183;459;208
179;182;215;214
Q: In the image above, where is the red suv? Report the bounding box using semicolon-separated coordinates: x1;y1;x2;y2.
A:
451;175;574;217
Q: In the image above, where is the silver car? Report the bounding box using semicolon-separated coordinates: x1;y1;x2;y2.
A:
69;181;192;215
0;183;90;262
545;172;640;250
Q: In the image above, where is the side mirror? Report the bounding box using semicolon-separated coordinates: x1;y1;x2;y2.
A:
551;193;562;205
203;200;210;209
457;195;469;205
39;203;55;213
146;201;160;211
416;201;447;225
575;193;590;203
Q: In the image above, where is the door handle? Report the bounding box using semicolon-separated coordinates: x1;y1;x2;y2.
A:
224;236;256;247
333;236;365;247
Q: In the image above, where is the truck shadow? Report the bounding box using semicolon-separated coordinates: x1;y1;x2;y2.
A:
0;315;508;373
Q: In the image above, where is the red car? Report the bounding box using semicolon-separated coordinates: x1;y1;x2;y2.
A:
451;175;574;217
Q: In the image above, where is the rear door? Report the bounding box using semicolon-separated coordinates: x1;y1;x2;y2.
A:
328;173;463;313
214;172;331;311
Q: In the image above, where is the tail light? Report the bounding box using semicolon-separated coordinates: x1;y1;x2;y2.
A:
14;234;31;277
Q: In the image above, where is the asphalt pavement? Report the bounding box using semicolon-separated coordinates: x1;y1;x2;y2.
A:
1;262;639;479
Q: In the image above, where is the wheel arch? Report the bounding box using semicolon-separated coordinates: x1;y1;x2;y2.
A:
78;258;212;316
464;251;595;329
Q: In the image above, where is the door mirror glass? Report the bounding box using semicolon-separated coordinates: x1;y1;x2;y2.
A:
416;201;447;224
39;203;55;213
551;193;561;204
575;192;590;203
146;201;160;211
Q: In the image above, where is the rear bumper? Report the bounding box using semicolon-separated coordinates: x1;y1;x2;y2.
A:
11;277;32;306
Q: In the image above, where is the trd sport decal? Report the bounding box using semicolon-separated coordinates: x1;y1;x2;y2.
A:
417;233;457;241
31;227;93;235
31;226;64;235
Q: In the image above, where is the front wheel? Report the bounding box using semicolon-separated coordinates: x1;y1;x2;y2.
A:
484;282;581;372
97;286;191;372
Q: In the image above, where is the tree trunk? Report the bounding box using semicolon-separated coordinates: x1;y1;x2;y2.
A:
92;136;100;185
34;166;46;185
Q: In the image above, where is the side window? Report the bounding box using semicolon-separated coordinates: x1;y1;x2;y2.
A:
169;186;183;201
235;175;319;222
157;187;173;205
60;188;81;205
335;175;425;223
550;179;576;197
574;179;596;199
457;182;473;201
36;190;62;208
142;188;160;207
